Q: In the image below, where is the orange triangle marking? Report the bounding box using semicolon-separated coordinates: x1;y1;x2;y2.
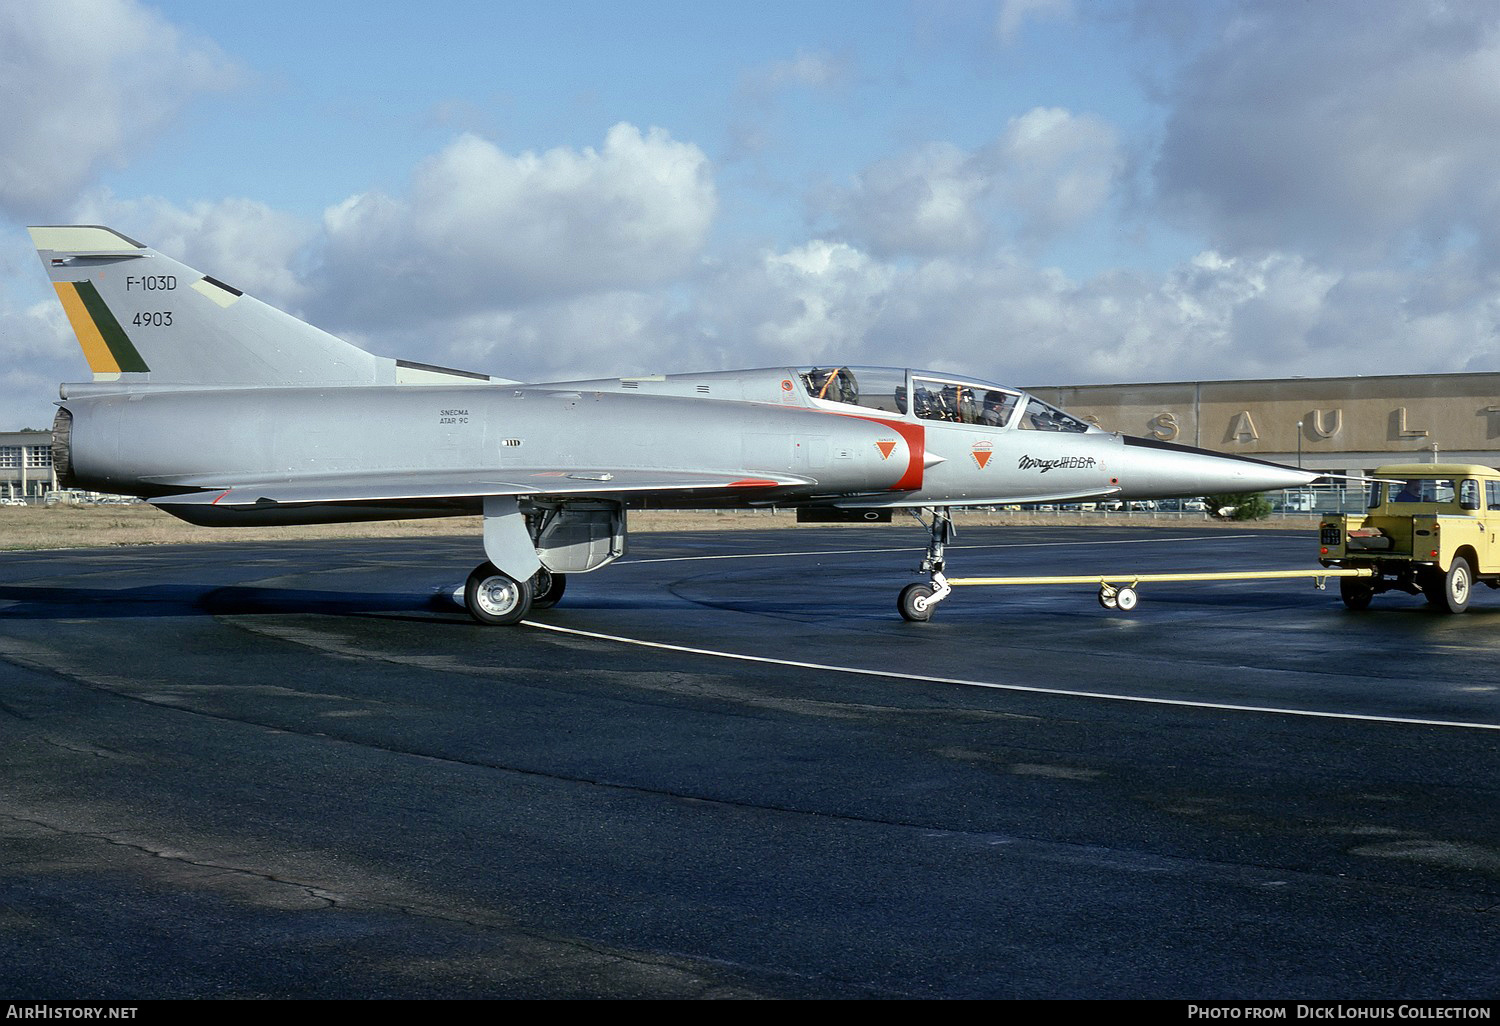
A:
875;440;897;460
972;450;992;469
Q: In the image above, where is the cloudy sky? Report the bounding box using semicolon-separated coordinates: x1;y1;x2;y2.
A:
3;0;1500;427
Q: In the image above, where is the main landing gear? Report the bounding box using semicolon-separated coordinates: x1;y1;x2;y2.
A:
898;507;955;622
464;563;569;625
530;566;567;609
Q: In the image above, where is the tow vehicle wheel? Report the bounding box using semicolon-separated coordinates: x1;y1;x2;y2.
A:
898;583;936;622
1097;588;1117;609
1436;556;1473;614
530;568;567;609
465;562;533;625
1114;586;1138;611
1340;577;1375;611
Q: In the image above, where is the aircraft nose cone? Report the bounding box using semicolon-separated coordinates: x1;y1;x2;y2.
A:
1116;435;1319;497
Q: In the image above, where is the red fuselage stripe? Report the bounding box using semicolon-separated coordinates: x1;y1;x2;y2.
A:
839;414;926;491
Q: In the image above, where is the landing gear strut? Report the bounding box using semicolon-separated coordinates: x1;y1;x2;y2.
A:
898;507;955;622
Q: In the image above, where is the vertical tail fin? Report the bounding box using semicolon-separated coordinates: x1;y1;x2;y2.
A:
29;225;385;387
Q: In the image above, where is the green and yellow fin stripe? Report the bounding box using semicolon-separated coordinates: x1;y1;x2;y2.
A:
52;281;149;373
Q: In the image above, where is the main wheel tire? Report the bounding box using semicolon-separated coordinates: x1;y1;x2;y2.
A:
530;568;567;609
898;583;936;622
465;562;533;625
1340;576;1375;611
1436;556;1473;614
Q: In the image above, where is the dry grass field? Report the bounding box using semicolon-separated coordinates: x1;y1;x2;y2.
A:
0;502;1301;552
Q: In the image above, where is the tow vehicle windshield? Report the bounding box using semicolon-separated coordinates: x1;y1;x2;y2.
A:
1371;478;1458;507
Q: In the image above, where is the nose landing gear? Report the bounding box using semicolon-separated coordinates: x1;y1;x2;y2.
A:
898;507;955;622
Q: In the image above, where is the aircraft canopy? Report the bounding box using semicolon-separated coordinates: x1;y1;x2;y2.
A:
797;366;1093;433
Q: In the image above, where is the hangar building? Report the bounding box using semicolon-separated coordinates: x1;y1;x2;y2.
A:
1028;370;1500;478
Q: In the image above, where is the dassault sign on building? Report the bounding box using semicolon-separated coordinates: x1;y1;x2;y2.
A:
1031;376;1500;474
29;225;1320;624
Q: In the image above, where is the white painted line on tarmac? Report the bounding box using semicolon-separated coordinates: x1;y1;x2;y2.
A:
524;620;1500;734
620;534;1260;565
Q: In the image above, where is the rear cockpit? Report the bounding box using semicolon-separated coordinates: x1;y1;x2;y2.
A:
799;366;1095;433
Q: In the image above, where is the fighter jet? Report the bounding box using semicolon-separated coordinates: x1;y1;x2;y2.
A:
28;225;1320;623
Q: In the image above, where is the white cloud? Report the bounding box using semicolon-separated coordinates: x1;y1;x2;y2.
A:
99;197;1495;395
1153;0;1500;264
754;51;849;91
0;266;89;427
730;49;852;160
987;107;1122;245
438;290;683;382
702;241;897;366
312;124;716;328
0;295;74;363
996;0;1074;45
70;192;314;308
816;107;1121;257
675;238;1500;394
814;144;990;258
0;0;239;220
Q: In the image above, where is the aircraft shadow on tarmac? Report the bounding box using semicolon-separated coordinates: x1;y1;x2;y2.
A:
0;575;862;624
0;582;442;621
3;576;1498;629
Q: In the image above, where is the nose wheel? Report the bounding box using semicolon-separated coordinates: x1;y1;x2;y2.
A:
898;582;937;622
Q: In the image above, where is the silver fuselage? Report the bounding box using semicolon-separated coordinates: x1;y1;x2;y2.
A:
57;366;1315;524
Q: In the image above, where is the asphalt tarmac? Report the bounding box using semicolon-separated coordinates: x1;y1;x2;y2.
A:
1;525;1497;999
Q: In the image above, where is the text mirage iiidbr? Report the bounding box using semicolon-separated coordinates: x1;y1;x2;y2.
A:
29;225;1320;623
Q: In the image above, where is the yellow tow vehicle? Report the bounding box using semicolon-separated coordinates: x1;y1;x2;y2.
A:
1319;463;1500;613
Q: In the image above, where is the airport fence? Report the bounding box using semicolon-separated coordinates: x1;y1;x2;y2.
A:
1007;485;1364;521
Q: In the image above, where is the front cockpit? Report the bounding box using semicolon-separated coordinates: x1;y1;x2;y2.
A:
798;366;1095;433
